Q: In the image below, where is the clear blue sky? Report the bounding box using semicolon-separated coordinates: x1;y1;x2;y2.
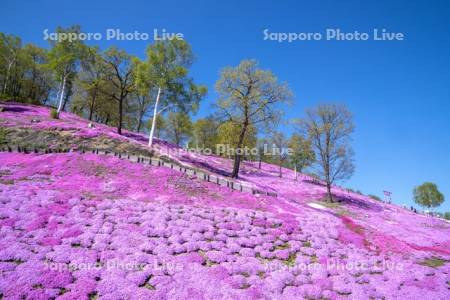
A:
1;0;449;212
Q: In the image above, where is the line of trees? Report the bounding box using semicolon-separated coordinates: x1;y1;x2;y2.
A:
1;27;357;202
0;26;206;138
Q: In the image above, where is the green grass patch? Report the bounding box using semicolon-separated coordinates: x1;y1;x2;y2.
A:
283;253;297;267
274;242;290;250
419;257;447;268
50;108;59;119
302;241;312;247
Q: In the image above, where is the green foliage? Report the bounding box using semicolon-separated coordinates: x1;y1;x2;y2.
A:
444;212;450;220
216;121;257;156
288;133;315;174
369;194;381;201
191;117;219;151
215;59;292;177
413;182;445;209
419;257;447;268
146;114;166;138
145;39;206;112
47;25;85;80
50;108;59;119
0;33;53;103
165;112;192;146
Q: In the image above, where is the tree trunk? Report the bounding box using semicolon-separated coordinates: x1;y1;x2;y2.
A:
148;87;161;147
326;182;333;202
279;164;282;178
231;124;248;178
231;153;242;178
28;67;37;99
294;165;297;181
136;110;145;133
118;97;123;135
57;75;67;114
258;158;262;169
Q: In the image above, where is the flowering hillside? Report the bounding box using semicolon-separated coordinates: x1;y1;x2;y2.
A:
0;102;449;299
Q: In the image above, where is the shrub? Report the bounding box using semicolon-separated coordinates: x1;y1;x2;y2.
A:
369;194;381;201
50;109;59;119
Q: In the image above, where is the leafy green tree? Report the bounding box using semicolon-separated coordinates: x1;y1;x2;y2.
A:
297;104;355;202
146;114;166;138
47;25;85;115
145;39;206;146
288;133;315;180
165;112;192;146
191;117;219;150
215;59;292;178
413;182;445;209
444;212;450;220
74;46;108;121
216;121;257;159
132;58;158;133
0;33;21;96
22;44;52;102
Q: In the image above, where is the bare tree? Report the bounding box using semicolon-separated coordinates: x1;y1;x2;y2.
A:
298;104;355;202
270;131;289;178
102;47;135;135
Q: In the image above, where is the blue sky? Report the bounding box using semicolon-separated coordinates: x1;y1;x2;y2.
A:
1;0;449;212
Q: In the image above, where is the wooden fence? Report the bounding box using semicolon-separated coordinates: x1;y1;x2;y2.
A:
0;144;278;198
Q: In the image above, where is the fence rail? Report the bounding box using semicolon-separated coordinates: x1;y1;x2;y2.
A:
0;144;278;198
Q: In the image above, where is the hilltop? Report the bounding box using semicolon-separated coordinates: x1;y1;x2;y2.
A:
0;102;449;299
